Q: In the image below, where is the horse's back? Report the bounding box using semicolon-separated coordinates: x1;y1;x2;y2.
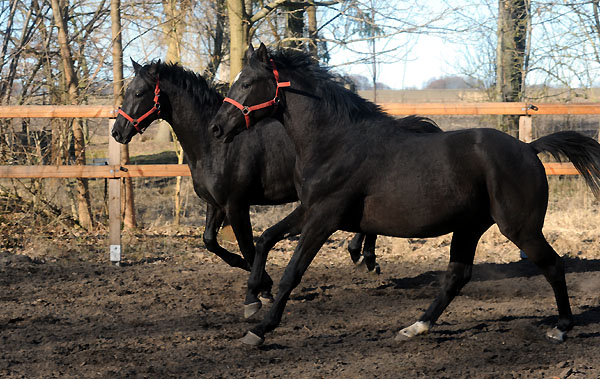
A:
354;128;548;237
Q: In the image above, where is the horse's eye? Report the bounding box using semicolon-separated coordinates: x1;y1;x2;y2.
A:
241;83;250;90
135;91;143;97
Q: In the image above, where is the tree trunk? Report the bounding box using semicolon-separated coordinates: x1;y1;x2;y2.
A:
111;0;136;229
307;5;318;56
227;0;248;82
203;0;226;82
283;1;305;49
162;0;189;225
496;0;529;135
50;0;93;230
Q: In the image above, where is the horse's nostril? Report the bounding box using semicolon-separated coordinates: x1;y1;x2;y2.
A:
211;124;223;138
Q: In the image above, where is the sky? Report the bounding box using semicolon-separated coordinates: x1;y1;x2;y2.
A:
337;35;463;90
322;0;470;90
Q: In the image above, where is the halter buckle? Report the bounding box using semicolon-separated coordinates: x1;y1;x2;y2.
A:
241;106;250;115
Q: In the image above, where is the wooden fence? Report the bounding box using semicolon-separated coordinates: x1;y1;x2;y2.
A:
1;102;599;263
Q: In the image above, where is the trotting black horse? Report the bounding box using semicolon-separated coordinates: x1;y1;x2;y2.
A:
111;60;439;299
210;43;600;346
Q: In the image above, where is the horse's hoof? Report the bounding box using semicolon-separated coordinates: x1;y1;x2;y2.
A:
395;321;431;341
546;327;566;343
239;331;264;346
354;256;367;271
259;292;274;304
244;302;262;319
369;263;381;275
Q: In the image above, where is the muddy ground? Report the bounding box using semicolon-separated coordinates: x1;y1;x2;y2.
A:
1;218;599;379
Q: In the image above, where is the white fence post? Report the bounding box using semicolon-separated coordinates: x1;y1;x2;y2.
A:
519;116;533;142
108;119;121;264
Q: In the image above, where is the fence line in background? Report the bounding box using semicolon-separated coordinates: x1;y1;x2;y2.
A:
1;102;599;264
0;162;580;178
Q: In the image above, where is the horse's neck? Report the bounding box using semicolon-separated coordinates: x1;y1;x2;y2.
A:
160;79;222;157
282;93;339;158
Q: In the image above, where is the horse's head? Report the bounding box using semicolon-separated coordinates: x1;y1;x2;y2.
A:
112;59;163;144
210;43;289;143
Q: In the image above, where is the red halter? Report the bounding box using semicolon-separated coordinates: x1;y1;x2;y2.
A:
223;59;291;128
117;79;161;134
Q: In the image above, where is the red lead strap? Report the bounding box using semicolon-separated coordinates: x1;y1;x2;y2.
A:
223;59;291;128
117;79;161;134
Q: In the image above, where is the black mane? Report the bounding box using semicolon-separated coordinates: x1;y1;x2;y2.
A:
139;61;224;109
263;49;391;123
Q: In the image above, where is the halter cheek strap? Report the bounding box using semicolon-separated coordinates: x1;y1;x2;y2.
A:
223;59;291;128
117;79;161;134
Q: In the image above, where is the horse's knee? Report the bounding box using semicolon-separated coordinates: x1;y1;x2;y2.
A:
203;233;219;252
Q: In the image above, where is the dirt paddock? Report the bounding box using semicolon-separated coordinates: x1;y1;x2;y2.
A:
1;192;600;378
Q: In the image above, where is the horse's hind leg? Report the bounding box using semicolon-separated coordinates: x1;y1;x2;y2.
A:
362;234;380;274
510;233;574;341
348;233;365;264
349;234;380;274
396;225;490;341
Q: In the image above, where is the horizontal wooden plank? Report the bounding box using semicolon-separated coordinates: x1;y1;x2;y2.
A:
0;105;116;118
380;102;530;115
0;163;578;178
0;164;191;178
1;103;599;119
119;164;191;177
544;162;579;175
528;103;600;115
380;102;600;116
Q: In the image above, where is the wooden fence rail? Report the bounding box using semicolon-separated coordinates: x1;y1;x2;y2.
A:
1;102;599;263
0;162;582;178
2;102;600;118
0;164;193;178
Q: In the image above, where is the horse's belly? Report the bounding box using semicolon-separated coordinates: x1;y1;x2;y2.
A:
358;193;478;238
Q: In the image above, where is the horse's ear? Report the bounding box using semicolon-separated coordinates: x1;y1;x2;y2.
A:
244;44;255;62
148;60;160;77
131;58;142;74
256;42;268;64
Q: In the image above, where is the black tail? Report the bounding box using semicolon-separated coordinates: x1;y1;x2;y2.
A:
530;131;600;197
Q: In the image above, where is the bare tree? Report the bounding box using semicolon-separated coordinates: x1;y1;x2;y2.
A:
50;0;94;230
112;0;136;229
496;0;530;133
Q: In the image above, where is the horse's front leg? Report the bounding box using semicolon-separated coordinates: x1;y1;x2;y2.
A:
244;205;305;318
241;207;337;346
225;203;274;302
202;203;250;270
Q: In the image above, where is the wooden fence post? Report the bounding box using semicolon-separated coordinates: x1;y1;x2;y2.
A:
519;116;533;142
108;119;121;264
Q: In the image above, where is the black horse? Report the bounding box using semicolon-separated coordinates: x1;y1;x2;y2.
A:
111;60;430;299
210;43;600;346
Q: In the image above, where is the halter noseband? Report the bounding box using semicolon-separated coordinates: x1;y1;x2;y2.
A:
223;59;291;128
117;79;161;134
